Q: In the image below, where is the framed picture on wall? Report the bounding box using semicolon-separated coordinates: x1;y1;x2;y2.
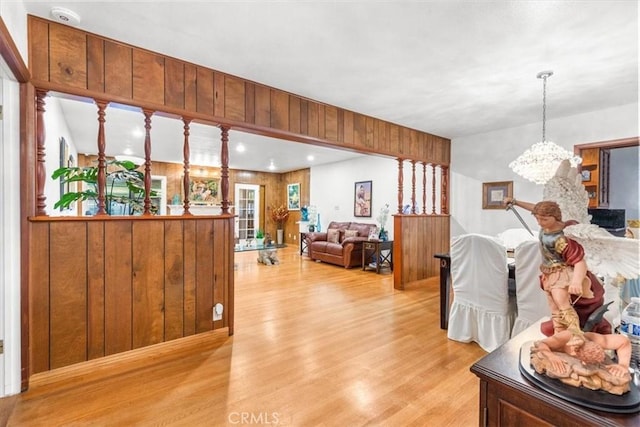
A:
354;180;372;217
287;183;300;210
187;177;220;205
482;181;513;209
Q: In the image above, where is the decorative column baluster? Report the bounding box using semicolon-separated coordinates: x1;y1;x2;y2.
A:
220;126;230;215
411;160;417;214
95;100;108;215
182;117;193;215
397;158;404;214
422;162;427;215
35;89;48;216
142;109;153;215
441;165;449;215
432;163;437;214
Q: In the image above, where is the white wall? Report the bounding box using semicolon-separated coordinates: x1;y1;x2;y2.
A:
609;146;639;220
451;103;639;237
0;1;28;66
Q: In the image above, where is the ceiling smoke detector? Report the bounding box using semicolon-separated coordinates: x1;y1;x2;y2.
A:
50;7;81;26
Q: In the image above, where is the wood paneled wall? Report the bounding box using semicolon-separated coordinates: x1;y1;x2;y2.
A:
28;217;234;374
27;15;450;166
393;215;450;288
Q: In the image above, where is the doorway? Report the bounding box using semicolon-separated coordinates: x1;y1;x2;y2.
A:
234;183;261;241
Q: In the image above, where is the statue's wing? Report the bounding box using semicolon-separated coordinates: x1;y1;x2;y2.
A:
564;223;640;280
543;159;591;224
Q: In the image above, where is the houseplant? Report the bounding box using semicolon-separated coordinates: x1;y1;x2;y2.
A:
52;158;158;215
255;229;265;247
270;205;290;245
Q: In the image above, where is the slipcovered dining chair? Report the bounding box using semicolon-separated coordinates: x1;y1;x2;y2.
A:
496;227;537;250
447;233;515;352
511;239;549;337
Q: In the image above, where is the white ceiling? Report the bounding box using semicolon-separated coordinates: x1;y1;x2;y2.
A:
23;1;639;172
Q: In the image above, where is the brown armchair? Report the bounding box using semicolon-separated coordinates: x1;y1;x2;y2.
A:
306;221;378;268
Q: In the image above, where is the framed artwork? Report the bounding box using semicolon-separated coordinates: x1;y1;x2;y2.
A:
482;181;513;209
188;177;220;205
287;183;300;210
354;180;372;217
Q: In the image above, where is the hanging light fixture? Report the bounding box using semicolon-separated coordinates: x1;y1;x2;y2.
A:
509;71;582;185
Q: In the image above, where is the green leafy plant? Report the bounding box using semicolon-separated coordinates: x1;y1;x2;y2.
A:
256;229;265;239
52;159;158;215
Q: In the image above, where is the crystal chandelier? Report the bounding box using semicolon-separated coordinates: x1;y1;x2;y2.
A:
509;71;582;185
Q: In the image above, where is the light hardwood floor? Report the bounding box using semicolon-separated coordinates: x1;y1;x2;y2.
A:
1;246;487;426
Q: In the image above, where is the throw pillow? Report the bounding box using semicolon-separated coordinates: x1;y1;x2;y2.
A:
344;229;359;239
327;229;340;243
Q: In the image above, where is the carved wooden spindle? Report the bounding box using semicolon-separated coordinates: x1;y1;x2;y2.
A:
441;165;449;215
95;101;108;215
397;158;404;214
411;160;417;214
432;163;437;214
182;117;193;215
220;126;230;214
35;89;48;216
142;109;153;215
422;162;427;215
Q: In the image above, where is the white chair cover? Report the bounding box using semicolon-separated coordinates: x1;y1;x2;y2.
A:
496;228;537;250
511;239;549;337
447;233;515;352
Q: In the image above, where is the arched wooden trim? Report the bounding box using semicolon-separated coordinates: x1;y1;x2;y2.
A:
95;101;108;215
441;165;449;215
422;162;427;215
220;126;230;215
182;117;193;215
396;158;404;214
410;160;417;214
35;90;48;216
142;109;154;215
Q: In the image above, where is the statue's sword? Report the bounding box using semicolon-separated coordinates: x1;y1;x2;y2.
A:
505;202;535;236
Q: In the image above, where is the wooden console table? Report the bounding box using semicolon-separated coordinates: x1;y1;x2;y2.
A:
362;240;393;273
471;321;639;426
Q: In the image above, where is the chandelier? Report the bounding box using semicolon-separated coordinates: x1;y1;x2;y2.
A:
509;71;582;185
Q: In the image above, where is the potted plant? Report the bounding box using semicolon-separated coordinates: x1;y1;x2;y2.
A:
255;229;265;247
52;158;158;215
270;205;290;245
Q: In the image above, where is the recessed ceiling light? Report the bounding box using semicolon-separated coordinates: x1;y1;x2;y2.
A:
236;144;245;153
307;155;315;161
50;7;81;26
268;161;276;171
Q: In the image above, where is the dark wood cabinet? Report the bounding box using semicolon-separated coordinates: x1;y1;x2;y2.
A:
580;147;610;208
471;322;639;427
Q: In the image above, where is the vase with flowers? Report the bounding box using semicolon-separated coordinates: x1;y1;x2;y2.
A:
271;204;290;245
377;203;390;241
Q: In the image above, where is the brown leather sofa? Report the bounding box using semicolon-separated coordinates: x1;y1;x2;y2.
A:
306;221;378;268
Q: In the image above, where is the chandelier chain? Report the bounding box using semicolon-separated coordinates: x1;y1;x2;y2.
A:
541;74;547;141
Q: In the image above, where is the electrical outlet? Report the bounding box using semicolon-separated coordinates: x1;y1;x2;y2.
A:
213;303;223;321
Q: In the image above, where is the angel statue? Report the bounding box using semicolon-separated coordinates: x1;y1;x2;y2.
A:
503;159;640;344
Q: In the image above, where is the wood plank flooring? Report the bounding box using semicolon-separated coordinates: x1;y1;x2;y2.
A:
1;246;487;426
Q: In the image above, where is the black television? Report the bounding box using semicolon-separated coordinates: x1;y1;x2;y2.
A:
588;208;626;233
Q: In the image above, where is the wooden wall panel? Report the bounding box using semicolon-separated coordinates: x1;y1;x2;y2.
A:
255;85;271;128
325;106;338;142
87;222;106;360
196;67;214;116
184;64;197;112
271;90;289;131
289;96;301;134
49;222;88;369
244;82;256;125
353;113;366;149
28;18;49;83
225;76;245;122
104;41;132;99
183;220;198;335
318;105;325;138
132;221;165;348
213;72;225;118
49;24;87;89
343;110;354;145
29;222;50;373
104;221;133;355
133;50;165;105
307;102;319;138
164;220;185;340
212;220;228;328
87;35;105;93
300;100;308;135
164;58;185;110
195;220;214;333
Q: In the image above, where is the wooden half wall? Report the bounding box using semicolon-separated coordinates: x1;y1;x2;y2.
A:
28;216;234;374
